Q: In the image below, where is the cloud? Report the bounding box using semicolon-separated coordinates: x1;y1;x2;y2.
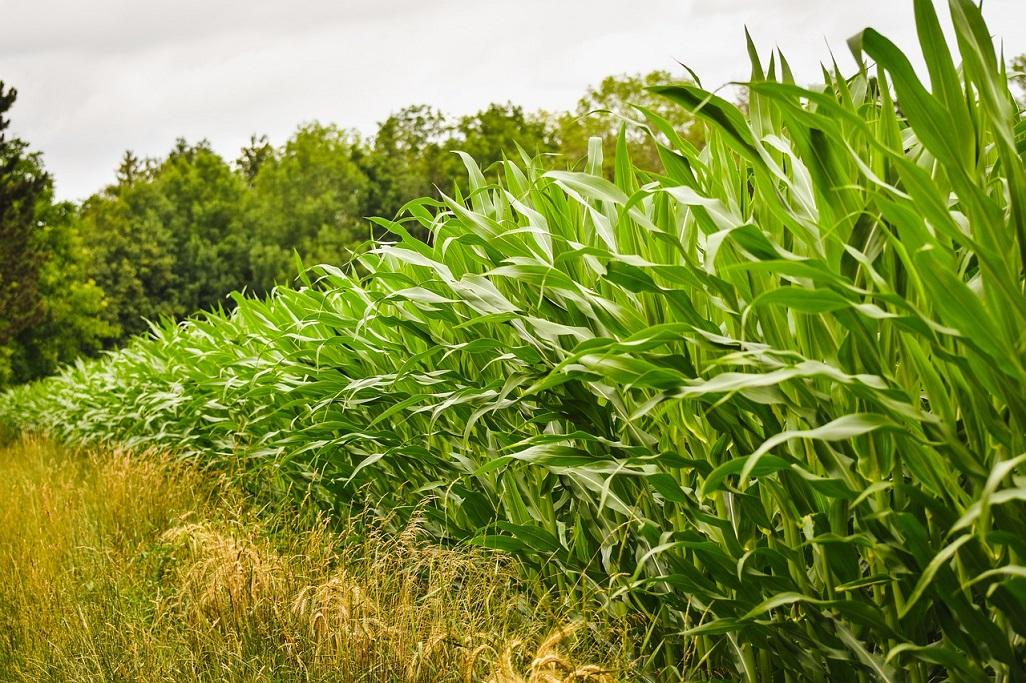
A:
2;0;1024;199
0;0;443;57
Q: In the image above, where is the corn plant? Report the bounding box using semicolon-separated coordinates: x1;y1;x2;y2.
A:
4;0;1026;679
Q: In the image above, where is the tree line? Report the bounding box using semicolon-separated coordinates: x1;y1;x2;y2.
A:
5;54;1026;389
0;72;704;387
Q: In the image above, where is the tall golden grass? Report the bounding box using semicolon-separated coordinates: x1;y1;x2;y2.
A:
0;437;629;681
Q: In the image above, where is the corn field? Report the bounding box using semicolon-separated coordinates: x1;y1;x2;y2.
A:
4;1;1026;679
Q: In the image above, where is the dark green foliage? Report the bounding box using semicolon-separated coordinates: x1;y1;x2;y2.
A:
6;201;115;382
0;83;114;385
77;157;181;338
359;105;460;241
457;102;557;166
242;124;369;294
158;141;251;314
0;82;47;351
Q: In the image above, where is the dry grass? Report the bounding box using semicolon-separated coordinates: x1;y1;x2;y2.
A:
0;436;631;682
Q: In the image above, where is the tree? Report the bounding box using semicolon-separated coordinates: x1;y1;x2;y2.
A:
78;141;252;338
6;200;116;383
0;82;48;356
244;124;370;292
456;102;557;169
1;82;115;385
237;134;274;182
359;102;557;242
1010;55;1026;107
358;105;458;241
153;139;250;313
363;106;453;209
555;70;704;174
76;172;178;339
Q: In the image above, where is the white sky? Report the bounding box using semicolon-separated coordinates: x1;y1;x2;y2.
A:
3;0;1026;201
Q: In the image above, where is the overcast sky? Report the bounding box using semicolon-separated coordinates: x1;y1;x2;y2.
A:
3;0;1026;201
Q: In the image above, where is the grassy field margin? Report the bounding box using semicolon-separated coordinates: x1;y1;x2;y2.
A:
0;436;630;682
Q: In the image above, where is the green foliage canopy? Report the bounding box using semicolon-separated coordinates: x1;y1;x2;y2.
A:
0;83;113;385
